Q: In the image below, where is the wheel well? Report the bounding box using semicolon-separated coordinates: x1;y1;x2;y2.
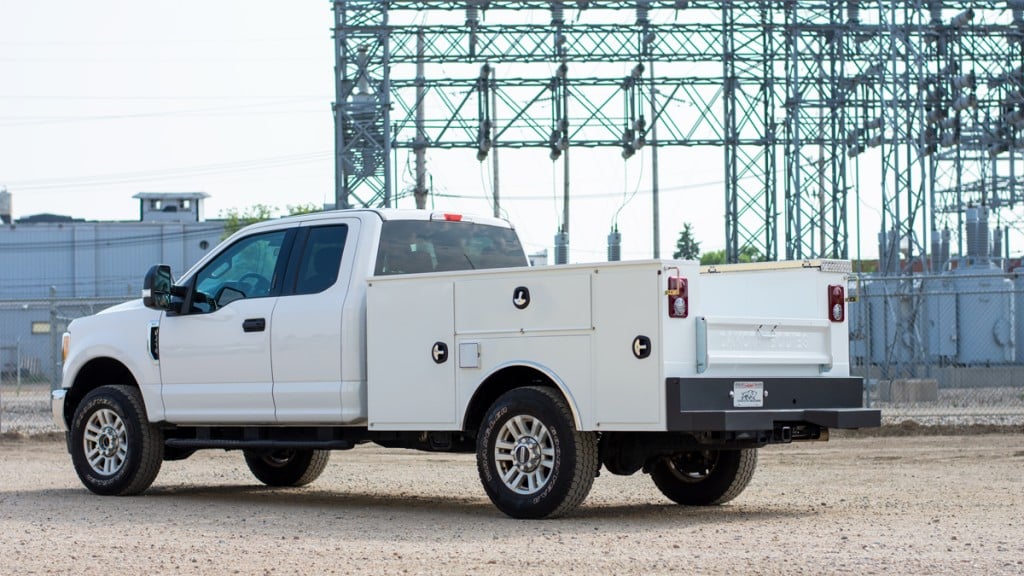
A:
64;357;139;427
462;365;567;434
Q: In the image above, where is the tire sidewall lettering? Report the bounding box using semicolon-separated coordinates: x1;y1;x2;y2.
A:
479;389;573;516
479;405;509;485
531;425;561;504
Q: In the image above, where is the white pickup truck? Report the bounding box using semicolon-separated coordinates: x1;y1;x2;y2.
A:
53;209;878;518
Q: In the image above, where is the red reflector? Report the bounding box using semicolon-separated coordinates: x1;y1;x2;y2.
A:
828;284;845;322
667;277;688;319
443;213;463;222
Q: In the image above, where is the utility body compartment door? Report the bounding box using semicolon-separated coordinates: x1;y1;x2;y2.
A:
366;278;457;429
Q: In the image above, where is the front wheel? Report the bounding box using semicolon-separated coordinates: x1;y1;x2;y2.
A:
477;386;598;519
649;449;757;506
243;449;329;487
69;385;164;496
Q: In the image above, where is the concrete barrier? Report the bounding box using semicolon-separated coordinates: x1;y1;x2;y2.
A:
879;378;939;403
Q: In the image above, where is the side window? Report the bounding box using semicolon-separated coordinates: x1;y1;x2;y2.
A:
294;225;348;295
192;230;288;312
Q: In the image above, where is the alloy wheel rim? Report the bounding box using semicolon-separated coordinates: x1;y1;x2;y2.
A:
494;414;555;495
83;408;128;476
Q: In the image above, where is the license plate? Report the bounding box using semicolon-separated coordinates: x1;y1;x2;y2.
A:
733;381;764;408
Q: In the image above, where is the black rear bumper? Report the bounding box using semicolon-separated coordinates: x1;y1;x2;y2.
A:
666;377;881;432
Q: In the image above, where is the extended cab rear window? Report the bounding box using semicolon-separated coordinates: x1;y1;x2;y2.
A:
374;220;527;276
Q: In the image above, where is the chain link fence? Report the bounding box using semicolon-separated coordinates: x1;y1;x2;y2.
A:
4;275;1023;434
850;271;1024;427
0;296;128;434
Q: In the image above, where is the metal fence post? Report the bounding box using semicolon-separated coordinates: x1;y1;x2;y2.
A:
49;286;59;391
15;335;21;396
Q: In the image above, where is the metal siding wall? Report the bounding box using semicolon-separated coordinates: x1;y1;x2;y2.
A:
0;226;75;299
72;226;97;297
96;225;164;297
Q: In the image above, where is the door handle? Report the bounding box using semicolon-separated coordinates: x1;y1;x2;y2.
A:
242;318;266;332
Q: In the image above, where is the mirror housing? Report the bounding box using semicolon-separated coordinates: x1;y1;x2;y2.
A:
142;265;174;310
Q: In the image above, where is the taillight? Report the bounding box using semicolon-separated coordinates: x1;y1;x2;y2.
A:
667;277;688;319
828;284;845;322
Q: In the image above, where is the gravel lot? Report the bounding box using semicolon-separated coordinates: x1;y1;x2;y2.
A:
1;434;1022;575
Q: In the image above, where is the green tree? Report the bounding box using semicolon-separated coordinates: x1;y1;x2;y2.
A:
738;245;764;263
220;203;322;239
699;249;726;265
221;204;276;239
699;245;764;265
285;202;321;216
672;223;701;260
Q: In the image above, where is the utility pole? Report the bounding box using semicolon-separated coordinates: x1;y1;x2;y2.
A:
491;67;500;218
649;59;660;259
414;28;428;209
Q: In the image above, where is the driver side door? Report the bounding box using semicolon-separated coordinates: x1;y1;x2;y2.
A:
159;228;293;423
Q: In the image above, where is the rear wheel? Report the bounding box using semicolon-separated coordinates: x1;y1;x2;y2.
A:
243;449;329;487
649;449;757;506
69;385;164;496
477;386;598;519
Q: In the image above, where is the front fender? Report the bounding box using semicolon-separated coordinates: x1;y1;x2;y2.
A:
62;300;165;423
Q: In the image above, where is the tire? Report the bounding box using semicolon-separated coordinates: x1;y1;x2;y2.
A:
650;448;757;506
69;385;164;496
244;449;329;487
477;386;598;519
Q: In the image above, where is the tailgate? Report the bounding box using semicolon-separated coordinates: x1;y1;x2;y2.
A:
694;259;851;378
696;316;833;374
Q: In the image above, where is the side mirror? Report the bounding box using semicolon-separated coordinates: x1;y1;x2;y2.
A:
143;265;174;310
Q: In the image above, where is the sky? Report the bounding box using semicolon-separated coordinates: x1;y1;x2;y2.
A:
0;1;895;263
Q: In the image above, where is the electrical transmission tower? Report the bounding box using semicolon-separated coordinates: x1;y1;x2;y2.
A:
332;1;1024;265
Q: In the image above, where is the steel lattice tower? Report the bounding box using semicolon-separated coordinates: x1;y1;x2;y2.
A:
332;1;1024;265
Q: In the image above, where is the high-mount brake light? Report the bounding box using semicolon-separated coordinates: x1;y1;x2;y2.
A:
666;276;689;319
443;213;463;222
828;284;845;322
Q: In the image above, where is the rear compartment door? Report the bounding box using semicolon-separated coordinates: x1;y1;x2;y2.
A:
366;278;457;429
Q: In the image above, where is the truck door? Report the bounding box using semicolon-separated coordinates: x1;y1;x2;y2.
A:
270;220;357;422
159;228;291;423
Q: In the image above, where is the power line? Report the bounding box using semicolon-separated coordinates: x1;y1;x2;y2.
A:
0;97;326;127
4;151;332;191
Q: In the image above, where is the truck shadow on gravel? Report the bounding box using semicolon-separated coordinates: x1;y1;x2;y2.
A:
33;485;814;528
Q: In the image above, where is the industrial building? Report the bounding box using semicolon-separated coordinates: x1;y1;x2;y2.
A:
0;191;224;383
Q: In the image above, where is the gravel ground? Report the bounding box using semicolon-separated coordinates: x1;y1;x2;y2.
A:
1;435;1022;575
